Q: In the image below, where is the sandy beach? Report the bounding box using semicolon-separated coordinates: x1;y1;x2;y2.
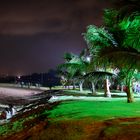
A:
0;87;44;110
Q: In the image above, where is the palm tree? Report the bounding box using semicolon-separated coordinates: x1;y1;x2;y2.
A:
83;25;117;97
57;53;76;89
58;52;89;92
84;71;115;97
99;15;140;70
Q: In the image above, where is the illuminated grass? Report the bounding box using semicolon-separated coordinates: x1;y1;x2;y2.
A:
0;118;27;136
0;114;39;136
47;100;140;121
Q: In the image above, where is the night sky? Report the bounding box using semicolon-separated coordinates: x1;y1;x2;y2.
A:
0;0;112;76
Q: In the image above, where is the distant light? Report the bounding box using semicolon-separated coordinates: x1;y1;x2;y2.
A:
83;72;86;75
18;76;21;79
86;56;91;62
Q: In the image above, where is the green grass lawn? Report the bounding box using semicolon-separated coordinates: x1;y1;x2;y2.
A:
47;100;140;121
1;90;140;139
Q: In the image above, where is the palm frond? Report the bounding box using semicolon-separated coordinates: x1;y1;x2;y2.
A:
103;9;118;27
83;25;117;58
124;28;140;51
63;52;76;62
83;71;115;82
98;47;140;70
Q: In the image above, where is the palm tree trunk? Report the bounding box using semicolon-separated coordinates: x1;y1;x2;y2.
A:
126;80;134;103
121;85;124;92
91;81;96;95
104;78;111;97
79;81;84;92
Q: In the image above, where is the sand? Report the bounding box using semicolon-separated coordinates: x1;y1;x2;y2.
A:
0;87;44;109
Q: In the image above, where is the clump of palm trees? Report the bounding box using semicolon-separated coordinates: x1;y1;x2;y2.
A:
58;0;140;103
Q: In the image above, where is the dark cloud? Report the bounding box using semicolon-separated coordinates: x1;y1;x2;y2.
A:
0;0;112;75
0;0;112;35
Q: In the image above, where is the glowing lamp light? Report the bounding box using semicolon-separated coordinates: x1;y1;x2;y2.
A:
18;76;21;79
86;56;91;62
